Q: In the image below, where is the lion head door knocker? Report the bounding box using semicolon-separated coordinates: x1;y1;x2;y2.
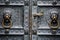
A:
2;10;12;33
49;11;59;34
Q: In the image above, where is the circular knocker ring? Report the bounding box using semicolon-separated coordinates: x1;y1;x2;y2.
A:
49;21;59;28
2;19;12;29
49;21;59;31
